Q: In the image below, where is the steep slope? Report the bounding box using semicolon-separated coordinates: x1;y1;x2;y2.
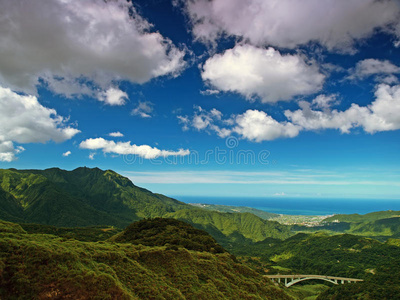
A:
324;210;400;223
111;218;226;253
0;167;190;227
0;167;293;243
349;217;400;236
16;167;190;219
190;203;278;219
0;189;24;223
321;211;400;239
0;219;292;300
167;209;292;242
316;238;400;300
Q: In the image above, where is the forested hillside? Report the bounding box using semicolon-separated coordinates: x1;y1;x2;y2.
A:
229;232;400;299
189;203;278;220
0;219;291;300
0;167;292;244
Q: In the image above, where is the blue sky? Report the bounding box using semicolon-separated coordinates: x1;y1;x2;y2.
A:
0;0;400;199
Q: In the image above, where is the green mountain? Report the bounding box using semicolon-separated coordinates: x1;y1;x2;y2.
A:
19;223;121;242
167;209;292;242
0;167;191;227
189;203;279;220
0;219;291;300
312;211;400;239
348;217;400;236
111;217;226;253
324;210;400;223
229;230;400;299
0;167;292;243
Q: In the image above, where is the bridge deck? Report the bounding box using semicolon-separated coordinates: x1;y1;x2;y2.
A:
265;275;363;282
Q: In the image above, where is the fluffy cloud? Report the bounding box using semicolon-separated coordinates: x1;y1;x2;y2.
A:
0;142;24;162
178;107;298;141
183;0;400;52
202;45;324;103
285;84;400;133
62;151;72;157
177;116;190;131
131;101;154;118
79;138;190;159
348;59;400;82
233;110;300;142
311;94;338;110
180;84;400;142
0;87;80;161
98;88;128;106
109;132;124;137
178;106;232;137
0;0;186;99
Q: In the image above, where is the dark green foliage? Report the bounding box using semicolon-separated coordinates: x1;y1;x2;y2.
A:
0;167;294;245
20;223;121;242
0;189;24;223
324;211;400;223
231;231;400;299
317;247;400;300
233;233;390;277
316;238;400;299
291;222;351;233
313;212;400;240
0;167;191;227
112;218;226;253
349;217;400;236
0;219;292;300
190;203;279;220
167;209;293;242
0;220;26;234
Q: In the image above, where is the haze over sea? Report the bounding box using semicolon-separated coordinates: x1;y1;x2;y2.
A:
176;196;400;216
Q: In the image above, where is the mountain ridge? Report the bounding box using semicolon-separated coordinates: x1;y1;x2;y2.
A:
0;167;292;243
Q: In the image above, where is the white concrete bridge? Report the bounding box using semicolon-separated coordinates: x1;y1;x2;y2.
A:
264;275;363;287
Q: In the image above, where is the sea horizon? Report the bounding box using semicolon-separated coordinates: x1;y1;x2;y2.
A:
173;196;400;216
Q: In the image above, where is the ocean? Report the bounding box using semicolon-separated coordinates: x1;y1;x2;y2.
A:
174;196;400;216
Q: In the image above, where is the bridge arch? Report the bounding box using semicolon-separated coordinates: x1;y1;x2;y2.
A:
286;277;338;287
265;275;362;288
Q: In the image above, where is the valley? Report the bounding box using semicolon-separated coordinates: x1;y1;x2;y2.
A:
1;167;400;299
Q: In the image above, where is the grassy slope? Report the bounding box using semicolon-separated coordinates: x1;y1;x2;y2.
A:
292;211;400;240
225;230;400;299
167;209;292;242
0;219;291;300
19;223;121;242
229;231;400;299
324;211;400;223
0;168;293;243
189;203;278;220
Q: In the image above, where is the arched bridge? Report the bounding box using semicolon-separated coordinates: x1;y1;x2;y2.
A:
264;275;363;287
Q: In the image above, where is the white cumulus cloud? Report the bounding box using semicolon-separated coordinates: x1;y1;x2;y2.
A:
348;59;400;82
131;101;154;118
179;84;400;142
79;138;190;159
0;86;80;161
285;84;400;134
183;0;400;52
178;106;232;138
98;88;128;106
0;0;186;99
178;107;298;142
202;45;325;103
62;151;72;157
109;132;124;137
233;110;300;142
